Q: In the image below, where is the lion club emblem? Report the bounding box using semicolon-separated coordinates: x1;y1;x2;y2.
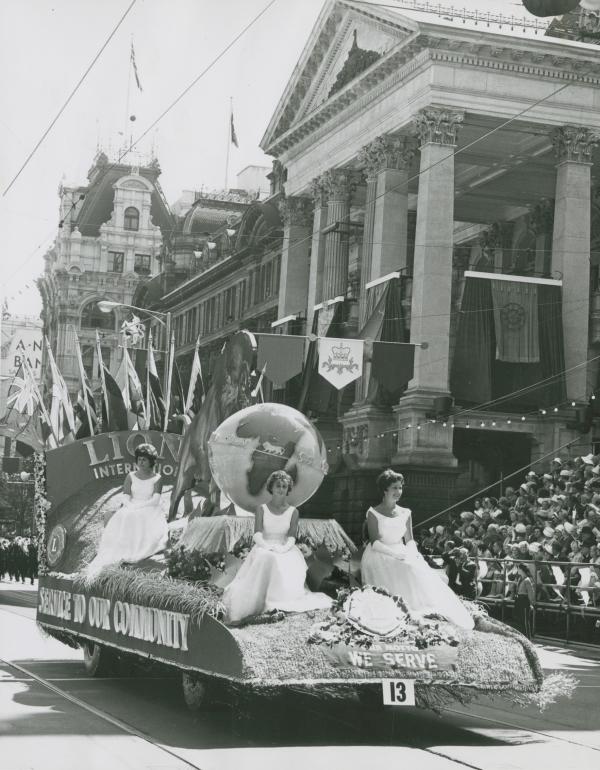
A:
500;302;526;331
318;338;364;389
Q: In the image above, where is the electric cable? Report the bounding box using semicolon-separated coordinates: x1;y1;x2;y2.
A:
1;0;138;198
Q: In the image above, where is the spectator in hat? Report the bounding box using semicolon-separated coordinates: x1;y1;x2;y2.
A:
455;548;478;600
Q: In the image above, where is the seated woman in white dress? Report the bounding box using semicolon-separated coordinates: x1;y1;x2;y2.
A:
84;443;168;581
361;469;474;630
223;470;331;625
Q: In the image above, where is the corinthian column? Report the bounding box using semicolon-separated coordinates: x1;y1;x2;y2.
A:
552;126;597;401
306;176;328;334
408;108;463;395
276;195;313;321
393;108;463;469
322;169;359;302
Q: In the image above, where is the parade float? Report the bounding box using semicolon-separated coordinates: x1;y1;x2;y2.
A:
34;332;573;713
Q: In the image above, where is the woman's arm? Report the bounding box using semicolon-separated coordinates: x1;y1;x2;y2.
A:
254;506;264;534
287;508;299;538
121;473;133;503
404;510;414;543
366;510;379;544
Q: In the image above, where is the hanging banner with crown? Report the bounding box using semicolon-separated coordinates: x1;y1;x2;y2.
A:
318;338;363;390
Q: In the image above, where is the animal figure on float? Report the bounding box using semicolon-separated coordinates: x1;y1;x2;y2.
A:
168;330;256;520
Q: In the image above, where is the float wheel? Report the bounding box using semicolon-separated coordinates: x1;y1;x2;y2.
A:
182;672;210;711
82;641;115;677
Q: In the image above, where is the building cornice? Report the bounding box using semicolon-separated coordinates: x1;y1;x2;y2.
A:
265;20;600;159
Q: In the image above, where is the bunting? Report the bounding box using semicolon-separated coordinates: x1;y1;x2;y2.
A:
145;337;166;431
256;334;305;388
318;338;364;390
74;334;97;439
45;337;76;443
185;339;204;417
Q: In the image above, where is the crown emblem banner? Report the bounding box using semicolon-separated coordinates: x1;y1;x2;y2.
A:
318;338;363;389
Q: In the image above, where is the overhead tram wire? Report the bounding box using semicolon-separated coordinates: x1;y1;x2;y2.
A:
3;0;279;286
1;0;138;198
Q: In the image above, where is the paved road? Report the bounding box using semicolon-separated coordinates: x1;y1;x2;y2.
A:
1;579;599;770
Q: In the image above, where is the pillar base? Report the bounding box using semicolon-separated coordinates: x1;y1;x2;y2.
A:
392;390;457;468
340;404;394;469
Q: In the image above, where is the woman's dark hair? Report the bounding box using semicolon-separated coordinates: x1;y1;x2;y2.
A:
135;442;158;468
376;469;405;496
266;470;293;494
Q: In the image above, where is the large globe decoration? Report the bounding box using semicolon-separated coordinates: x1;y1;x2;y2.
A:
208;403;328;512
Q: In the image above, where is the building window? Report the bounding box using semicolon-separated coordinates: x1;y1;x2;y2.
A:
134;254;151;275
108;251;124;273
81;301;114;330
124;207;139;231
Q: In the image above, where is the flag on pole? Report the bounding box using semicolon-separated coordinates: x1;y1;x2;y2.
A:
131;42;143;92
163;332;175;432
100;364;128;432
45;337;76;443
74;335;97;439
118;347;146;429
230;111;239;148
185;338;204;417
145;338;166;430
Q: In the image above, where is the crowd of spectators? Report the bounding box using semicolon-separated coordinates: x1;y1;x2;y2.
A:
0;536;37;584
416;453;600;610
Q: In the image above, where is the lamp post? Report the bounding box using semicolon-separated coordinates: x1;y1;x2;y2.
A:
97;301;172;393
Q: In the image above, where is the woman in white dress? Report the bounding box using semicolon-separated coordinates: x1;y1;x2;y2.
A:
84;443;168;580
223;470;331;624
361;469;474;630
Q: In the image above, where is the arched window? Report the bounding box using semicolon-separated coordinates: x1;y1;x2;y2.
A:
124;206;139;231
81;301;115;330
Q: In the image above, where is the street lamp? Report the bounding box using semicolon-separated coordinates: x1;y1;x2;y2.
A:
97;301;172;392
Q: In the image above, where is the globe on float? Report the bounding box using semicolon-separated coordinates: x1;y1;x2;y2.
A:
208;403;328;512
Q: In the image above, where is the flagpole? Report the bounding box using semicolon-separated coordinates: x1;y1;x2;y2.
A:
74;331;95;436
146;332;152;425
96;330;110;429
163;331;175;432
125;36;133;151
22;355;58;447
224;96;232;190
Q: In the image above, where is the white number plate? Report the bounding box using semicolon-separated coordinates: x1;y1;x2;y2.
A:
381;679;415;706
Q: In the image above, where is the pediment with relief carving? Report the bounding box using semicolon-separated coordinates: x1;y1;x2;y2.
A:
261;0;415;154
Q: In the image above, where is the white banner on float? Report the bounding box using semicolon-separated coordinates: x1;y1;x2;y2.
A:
318;338;363;389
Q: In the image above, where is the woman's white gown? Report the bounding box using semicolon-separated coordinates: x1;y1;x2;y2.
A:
223;504;332;624
85;473;168;578
361;506;474;630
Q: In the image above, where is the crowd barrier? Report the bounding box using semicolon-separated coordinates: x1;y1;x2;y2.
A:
472;556;600;644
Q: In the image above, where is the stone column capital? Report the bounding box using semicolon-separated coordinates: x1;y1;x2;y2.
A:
310;175;328;207
552;126;599;164
321;168;361;202
277;195;313;228
415;108;464;147
358;134;417;177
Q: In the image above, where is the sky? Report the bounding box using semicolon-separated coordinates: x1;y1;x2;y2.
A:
0;0;548;318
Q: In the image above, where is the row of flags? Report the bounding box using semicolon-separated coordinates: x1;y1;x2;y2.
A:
0;331;205;453
255;334;415;392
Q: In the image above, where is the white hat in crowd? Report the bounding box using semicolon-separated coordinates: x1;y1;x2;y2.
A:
543;526;555;537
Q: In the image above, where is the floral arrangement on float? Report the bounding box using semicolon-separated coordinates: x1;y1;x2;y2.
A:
308;585;460;651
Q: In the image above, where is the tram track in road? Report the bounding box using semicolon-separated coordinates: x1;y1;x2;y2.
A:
1;601;599;769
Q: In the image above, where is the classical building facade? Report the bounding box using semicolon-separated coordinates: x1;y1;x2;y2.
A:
37;152;172;394
256;1;600;528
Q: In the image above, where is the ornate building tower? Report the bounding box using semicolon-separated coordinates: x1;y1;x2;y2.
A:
37;152;173;394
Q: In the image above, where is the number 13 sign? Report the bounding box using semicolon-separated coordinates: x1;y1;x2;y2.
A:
381;679;415;706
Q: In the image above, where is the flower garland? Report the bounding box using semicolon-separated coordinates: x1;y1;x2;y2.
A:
165;545;226;582
308;586;460;651
34;451;51;575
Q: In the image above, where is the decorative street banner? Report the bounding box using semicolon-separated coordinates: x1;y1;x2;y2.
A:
490;279;539;363
256;334;305;388
318;338;364;389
